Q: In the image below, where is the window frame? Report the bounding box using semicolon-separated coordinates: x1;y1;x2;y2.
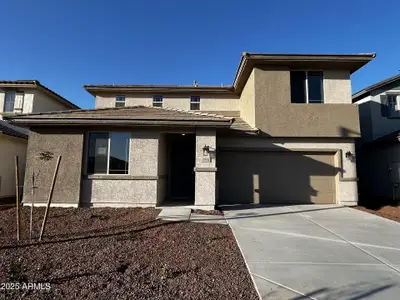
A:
85;131;131;176
115;95;126;108
290;70;324;104
4;91;16;112
387;94;399;112
190;96;200;110
153;95;163;107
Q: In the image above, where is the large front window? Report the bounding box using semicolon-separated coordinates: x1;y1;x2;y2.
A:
87;132;130;175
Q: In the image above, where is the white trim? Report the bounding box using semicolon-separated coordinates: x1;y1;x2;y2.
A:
106;132;111;173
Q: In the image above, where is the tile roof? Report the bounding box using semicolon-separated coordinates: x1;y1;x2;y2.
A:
0;120;28;139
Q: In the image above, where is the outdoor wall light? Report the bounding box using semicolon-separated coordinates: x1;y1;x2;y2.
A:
345;151;356;162
203;145;210;156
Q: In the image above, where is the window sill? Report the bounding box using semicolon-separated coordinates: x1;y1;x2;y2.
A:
84;174;159;180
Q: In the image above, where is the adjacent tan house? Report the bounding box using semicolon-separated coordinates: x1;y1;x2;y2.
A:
7;53;375;209
353;74;400;203
0;80;79;202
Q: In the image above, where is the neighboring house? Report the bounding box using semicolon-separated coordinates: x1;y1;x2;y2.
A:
0;80;79;118
353;74;400;203
6;53;374;209
0;121;28;201
0;80;79;203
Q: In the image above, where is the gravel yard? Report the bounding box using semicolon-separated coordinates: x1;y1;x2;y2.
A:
0;206;257;300
354;204;400;223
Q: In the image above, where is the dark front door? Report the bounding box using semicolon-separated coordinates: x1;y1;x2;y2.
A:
169;134;195;201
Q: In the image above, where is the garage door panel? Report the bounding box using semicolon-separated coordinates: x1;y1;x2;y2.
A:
218;151;336;205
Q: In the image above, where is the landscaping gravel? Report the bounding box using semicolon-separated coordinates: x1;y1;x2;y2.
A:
0;207;257;300
354;205;400;223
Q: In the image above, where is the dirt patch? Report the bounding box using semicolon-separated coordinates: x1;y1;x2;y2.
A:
0;207;257;300
193;209;223;216
354;205;400;223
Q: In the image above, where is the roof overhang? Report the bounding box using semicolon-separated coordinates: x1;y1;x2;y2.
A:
233;53;376;94
352;74;400;102
84;85;235;96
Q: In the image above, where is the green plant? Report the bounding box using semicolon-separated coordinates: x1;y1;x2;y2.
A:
160;263;172;281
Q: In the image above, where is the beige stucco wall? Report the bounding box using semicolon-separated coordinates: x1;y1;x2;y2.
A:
23;129;84;206
0;135;27;199
81;131;161;207
32;90;72;112
194;129;216;209
95;94;239;111
218;136;358;205
253;67;360;137
239;69;256;127
323;70;352;104
157;133;168;205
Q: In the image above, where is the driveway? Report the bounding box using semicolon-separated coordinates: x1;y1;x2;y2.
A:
223;205;400;300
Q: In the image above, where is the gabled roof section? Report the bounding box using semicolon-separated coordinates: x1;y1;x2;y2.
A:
0;120;28;139
5;105;233;128
0;80;80;109
352;74;400;102
233;53;376;94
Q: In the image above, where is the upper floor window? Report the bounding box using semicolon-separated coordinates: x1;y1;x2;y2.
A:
87;132;130;175
153;95;163;107
190;96;200;110
4;92;24;112
388;94;399;112
115;95;126;107
290;71;324;104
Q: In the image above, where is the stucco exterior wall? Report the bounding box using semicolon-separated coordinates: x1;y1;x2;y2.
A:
95;94;239;111
239;69;256;127
81;131;161;207
253;67;360;137
157;133;168;205
32;90;72;112
23;129;84;206
218;136;358;205
0;135;27;199
323;70;352;104
194;129;216;209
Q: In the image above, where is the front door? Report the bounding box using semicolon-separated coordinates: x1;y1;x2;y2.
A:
169;134;195;201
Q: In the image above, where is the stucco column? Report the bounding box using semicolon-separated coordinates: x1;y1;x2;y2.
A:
0;92;5;119
339;142;359;206
194;129;216;210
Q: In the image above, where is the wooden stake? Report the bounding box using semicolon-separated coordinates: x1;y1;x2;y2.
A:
30;171;35;241
39;156;61;241
15;156;20;241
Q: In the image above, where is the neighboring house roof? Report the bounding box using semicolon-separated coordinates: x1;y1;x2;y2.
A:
84;53;375;96
5;106;258;134
0;80;80;109
352;74;400;102
0;120;28;139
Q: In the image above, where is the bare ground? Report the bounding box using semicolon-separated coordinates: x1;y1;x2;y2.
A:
0;206;257;300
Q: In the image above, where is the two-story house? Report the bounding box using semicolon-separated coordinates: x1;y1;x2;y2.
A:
0;80;79;202
353;74;400;204
7;53;374;209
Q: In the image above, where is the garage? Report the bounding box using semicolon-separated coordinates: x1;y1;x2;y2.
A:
217;150;337;205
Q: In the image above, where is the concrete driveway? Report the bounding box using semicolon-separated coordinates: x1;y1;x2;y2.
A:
223;205;400;300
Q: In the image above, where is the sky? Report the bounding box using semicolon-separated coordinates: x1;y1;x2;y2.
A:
1;0;399;109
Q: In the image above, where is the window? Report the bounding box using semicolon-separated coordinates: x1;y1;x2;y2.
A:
388;94;399;113
190;96;200;110
4;92;16;112
153;95;163;107
87;132;130;175
115;95;126;107
290;71;324;104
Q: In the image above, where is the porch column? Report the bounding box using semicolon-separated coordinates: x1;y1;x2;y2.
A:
194;128;217;210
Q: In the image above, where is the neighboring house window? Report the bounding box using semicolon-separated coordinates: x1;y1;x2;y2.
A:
388;94;398;112
190;96;200;110
153;95;163;107
87;132;130;175
4;92;16;112
381;94;400;117
115;95;126;107
290;71;324;104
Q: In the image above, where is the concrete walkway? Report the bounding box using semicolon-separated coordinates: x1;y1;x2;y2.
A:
157;208;227;224
223;205;400;300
